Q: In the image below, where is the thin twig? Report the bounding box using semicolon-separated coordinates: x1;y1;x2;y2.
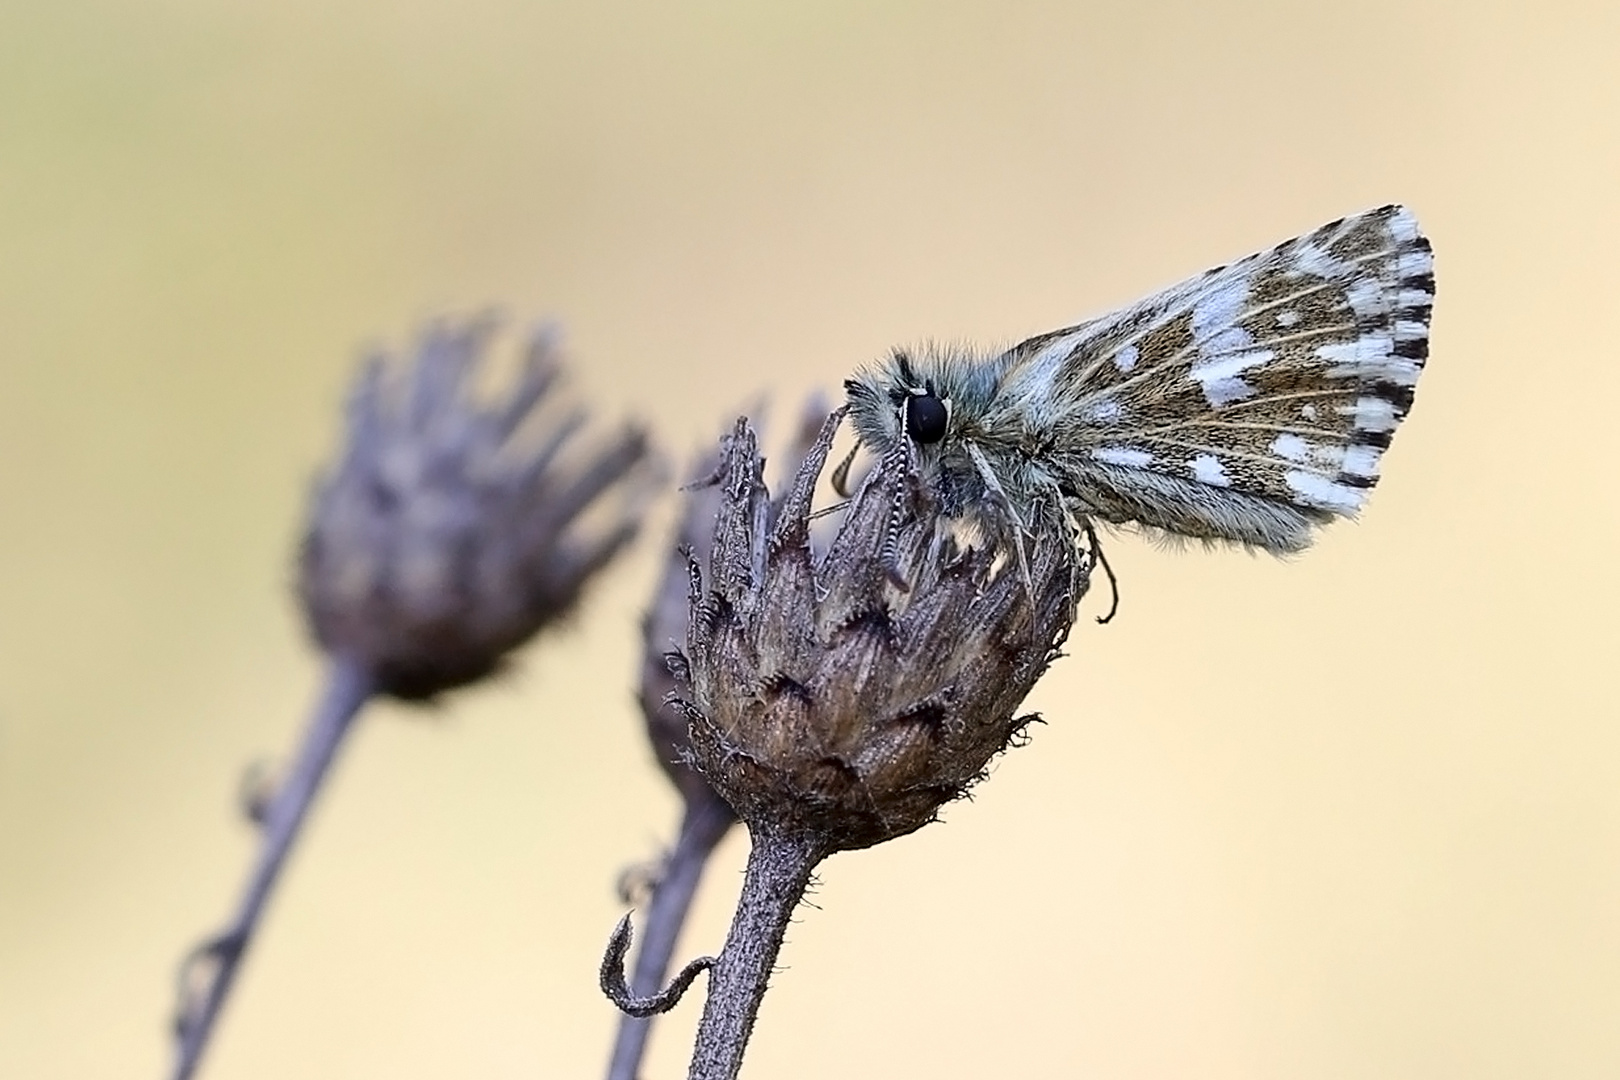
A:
685;828;827;1080
171;657;374;1080
606;793;736;1080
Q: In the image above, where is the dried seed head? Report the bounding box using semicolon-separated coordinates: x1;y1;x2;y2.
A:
299;318;658;699
640;402;828;811
676;410;1084;852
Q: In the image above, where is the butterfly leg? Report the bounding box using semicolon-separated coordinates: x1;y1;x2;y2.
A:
1080;519;1120;625
964;441;1036;599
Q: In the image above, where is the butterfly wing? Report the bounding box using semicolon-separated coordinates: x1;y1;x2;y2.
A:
993;205;1433;551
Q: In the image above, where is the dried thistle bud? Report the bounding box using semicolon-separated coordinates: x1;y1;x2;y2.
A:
639;401;828;808
607;410;827;1080
639;463;728;811
299;318;657;699
676;411;1084;853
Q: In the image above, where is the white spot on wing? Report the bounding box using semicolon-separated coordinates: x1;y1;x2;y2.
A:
1296;242;1353;280
1193;279;1247;329
1113;343;1139;373
1191;453;1229;486
1318;336;1395;369
1199;376;1254;406
1346;395;1398;431
1093;446;1153;468
1191;278;1251;356
1191;349;1271;407
1322;340;1421;386
1271;433;1310;462
1082;398;1124;424
1397;249;1434;278
1344;277;1387;319
1341;445;1381;478
1276;309;1301;327
1285;469;1364;512
1387;207;1420;244
1191;350;1271;382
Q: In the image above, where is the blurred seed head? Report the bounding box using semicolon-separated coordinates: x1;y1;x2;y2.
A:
299;317;659;700
672;410;1084;853
639;400;827;813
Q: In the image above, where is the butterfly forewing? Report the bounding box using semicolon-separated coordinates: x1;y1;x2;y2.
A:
986;205;1432;549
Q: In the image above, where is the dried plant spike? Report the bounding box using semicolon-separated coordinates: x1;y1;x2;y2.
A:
173;318;657;1080
605;399;828;1080
654;408;1083;1080
682;409;1082;852
299;318;659;699
638;396;831;809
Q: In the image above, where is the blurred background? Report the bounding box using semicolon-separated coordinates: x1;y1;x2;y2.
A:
2;1;1617;1077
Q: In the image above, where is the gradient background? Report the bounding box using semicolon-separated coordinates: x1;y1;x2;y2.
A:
3;2;1616;1078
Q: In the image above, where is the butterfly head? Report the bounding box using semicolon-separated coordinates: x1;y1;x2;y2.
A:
844;346;990;459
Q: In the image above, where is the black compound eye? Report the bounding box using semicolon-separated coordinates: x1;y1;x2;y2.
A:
905;392;948;445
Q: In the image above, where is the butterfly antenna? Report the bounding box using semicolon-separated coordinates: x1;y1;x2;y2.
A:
875;434;917;591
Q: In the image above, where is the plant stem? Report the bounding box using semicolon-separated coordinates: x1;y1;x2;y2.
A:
171;656;374;1080
685;828;827;1080
606;793;736;1080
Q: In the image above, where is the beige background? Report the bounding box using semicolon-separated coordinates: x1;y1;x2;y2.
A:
2;1;1616;1077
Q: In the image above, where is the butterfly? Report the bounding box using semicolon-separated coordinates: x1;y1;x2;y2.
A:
844;205;1432;591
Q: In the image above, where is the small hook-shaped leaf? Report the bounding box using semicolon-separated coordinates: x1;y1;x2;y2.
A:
599;913;715;1018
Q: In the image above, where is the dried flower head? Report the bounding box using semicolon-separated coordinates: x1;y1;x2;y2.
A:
299;317;657;699
638;459;731;811
639;401;829;808
674;410;1085;853
606;406;832;1080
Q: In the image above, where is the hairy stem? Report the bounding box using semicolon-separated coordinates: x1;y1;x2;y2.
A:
607;793;736;1080
686;828;827;1080
171;657;374;1080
